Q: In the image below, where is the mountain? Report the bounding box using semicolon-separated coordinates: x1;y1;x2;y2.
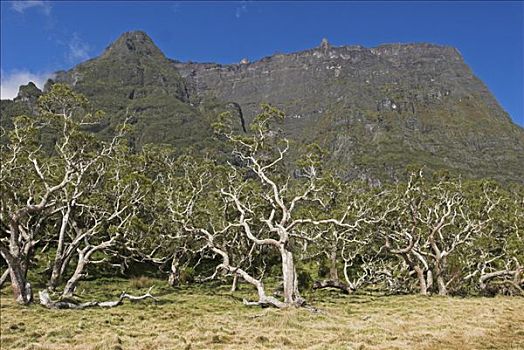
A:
44;31;232;152
2;31;523;183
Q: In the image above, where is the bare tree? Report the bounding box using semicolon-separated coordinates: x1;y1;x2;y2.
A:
463;182;524;296
380;171;494;296
60;143;147;298
0;84;92;304
0;84;140;303
311;183;396;294
208;105;385;306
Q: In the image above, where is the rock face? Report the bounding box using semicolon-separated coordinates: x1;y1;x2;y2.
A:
2;31;523;183
45;31;216;150
14;82;42;114
176;42;506;125
173;40;523;182
100;31;166;60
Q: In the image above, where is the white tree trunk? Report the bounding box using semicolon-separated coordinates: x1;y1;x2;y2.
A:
280;246;302;306
435;255;448;296
63;255;87;297
49;259;64;290
49;205;72;289
414;266;428;295
436;275;447;296
209;244;287;308
231;274;238;292
167;258;180;287
0;248;33;304
0;268;10;289
62;236;116;298
329;246;339;280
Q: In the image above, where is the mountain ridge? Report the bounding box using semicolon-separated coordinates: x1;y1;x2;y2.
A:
2;31;523;183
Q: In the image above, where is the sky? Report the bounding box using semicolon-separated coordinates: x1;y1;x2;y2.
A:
1;1;523;126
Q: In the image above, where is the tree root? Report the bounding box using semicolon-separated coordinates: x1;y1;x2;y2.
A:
39;286;158;309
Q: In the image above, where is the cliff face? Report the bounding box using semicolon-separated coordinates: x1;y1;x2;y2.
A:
3;32;523;183
174;40;524;182
175;42;507;123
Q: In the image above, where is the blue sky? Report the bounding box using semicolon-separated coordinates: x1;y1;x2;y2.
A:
1;1;523;126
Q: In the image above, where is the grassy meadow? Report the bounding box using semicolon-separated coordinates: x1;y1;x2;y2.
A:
0;278;523;350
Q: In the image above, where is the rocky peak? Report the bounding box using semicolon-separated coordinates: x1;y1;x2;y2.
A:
101;31;165;60
320;38;331;52
12;82;42;113
47;30;190;115
14;82;42;102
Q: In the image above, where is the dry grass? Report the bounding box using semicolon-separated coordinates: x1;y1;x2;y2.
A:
129;276;155;290
1;279;523;350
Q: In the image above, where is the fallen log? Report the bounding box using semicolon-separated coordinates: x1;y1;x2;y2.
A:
312;279;354;294
242;296;287;308
39;286;158;309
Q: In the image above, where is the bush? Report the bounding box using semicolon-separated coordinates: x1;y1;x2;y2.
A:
179;267;195;284
296;268;313;290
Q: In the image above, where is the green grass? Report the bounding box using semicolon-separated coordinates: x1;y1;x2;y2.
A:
1;279;523;350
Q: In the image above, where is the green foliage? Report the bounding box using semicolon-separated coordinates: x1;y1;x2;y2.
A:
1;85;523;305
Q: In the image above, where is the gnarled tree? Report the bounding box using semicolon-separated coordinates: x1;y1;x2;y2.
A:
0;84;99;304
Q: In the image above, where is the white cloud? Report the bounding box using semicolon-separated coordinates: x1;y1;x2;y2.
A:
235;2;248;19
0;69;54;100
11;1;51;15
66;33;90;63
